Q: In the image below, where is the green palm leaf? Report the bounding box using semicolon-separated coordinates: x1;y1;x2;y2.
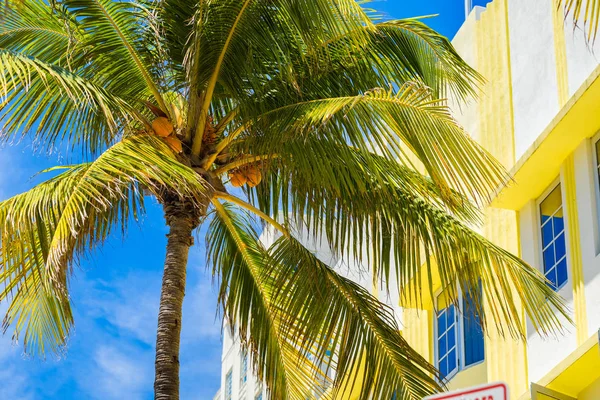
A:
249;137;567;339
0;135;208;354
268;235;441;400
209;202;329;400
245;83;506;203
0;0;82;66
0;49;135;152
62;0;167;111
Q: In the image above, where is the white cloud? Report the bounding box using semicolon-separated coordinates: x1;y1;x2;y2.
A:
0;366;35;400
182;278;221;342
81;246;221;346
86;345;150;400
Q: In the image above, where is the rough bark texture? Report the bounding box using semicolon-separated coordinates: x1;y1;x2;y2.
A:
154;198;203;400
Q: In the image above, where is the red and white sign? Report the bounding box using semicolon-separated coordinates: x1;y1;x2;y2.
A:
424;382;508;400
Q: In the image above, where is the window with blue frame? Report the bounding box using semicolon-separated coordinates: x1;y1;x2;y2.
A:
435;287;484;381
255;393;262;400
540;185;568;291
436;295;458;380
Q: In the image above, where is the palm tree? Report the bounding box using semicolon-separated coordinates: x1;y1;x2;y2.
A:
560;0;600;42
0;0;567;399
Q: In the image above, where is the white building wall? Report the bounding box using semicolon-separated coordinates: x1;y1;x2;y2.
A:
519;197;578;383
564;19;600;99
450;7;482;145
507;0;560;159
572;140;600;338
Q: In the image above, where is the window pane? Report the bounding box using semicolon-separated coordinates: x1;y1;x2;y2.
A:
438;333;447;356
540;186;562;217
463;288;485;366
554;233;566;261
543;245;555;270
545;267;558;289
553;216;564;236
541;221;554;248
437;312;447;336
447;325;456;350
446;305;455;326
557;258;568;288
439;357;448;379
447;348;457;374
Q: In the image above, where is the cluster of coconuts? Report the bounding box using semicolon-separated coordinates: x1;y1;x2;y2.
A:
152;116;182;153
229;165;262;188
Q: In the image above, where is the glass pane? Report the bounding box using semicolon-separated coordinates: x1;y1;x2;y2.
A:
543;245;555;271
447;325;456;351
554;233;566;261
438;333;447;356
541;221;554;248
557;258;568;288
447;348;457;374
545;268;558;289
540;186;562;218
446;305;455;327
437;312;446;336
553;216;564;235
439;357;448;379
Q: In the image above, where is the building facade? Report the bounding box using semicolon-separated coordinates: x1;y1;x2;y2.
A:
215;1;600;399
403;1;600;399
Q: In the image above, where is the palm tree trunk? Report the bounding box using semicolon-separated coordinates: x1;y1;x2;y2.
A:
154;198;203;400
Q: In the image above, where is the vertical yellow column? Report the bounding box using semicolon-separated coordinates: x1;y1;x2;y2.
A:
552;0;570;106
477;0;529;397
402;309;433;365
563;154;588;345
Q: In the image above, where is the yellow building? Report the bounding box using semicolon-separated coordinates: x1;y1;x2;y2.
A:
402;1;600;399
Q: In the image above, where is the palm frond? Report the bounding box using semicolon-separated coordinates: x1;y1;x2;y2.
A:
0;0;83;66
240;18;482;116
63;0;167;111
0;135;208;355
560;0;600;42
0;49;136;153
185;0;375;154
245;83;507;203
267;235;442;400
208;201;327;400
249;138;568;339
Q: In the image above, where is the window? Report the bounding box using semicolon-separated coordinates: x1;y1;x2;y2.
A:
435;287;484;381
255;393;263;400
225;369;233;400
540;184;568;290
240;352;248;385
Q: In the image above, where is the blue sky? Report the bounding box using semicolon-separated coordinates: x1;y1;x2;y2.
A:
0;1;492;399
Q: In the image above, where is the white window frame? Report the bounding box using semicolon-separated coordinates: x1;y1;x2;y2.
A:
536;178;569;291
433;285;485;383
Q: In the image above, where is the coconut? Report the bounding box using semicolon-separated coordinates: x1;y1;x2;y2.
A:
229;171;247;187
245;167;262;187
164;136;183;153
152;117;174;137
